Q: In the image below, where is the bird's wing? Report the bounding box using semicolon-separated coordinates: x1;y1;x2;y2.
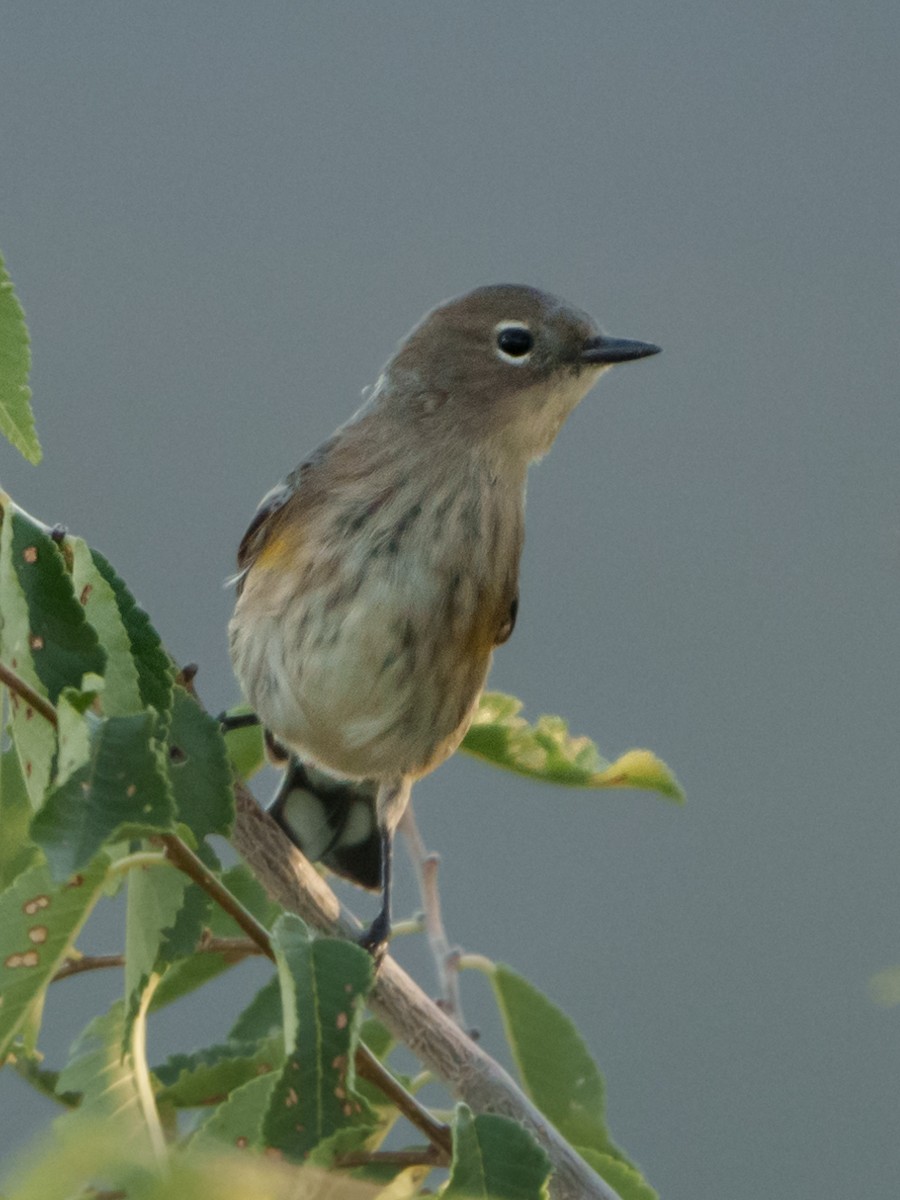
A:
233;436;339;591
494;592;519;646
233;482;294;592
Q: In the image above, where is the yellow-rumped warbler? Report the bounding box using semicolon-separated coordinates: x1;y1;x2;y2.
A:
229;284;659;950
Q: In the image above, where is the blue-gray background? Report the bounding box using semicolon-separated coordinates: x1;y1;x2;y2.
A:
1;5;898;1198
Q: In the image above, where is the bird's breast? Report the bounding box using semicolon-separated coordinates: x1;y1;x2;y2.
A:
230;465;524;781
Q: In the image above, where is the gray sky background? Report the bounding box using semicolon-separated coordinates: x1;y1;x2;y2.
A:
1;5;898;1198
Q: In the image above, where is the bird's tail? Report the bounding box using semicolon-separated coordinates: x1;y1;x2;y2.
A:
267;759;382;891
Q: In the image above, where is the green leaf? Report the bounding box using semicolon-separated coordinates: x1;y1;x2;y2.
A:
155;1036;283;1108
576;1148;658;1200
227;974;281;1042
0;252;41;463
55;1001;156;1152
156;878;212;963
2;505;106;703
87;546;174;717
32;710;175;880
359;1016;395;1062
0;856;108;1061
207;863;282;937
0;504;56;805
444;1104;551;1200
10;1047;77;1108
305;1122;381;1169
490;964;622;1159
463;692;684;801
349;1017;408;1134
0;747;40;889
221;705;266;779
166;686;234;839
149;944;234;1011
261;914;374;1160
66;536;166;718
190;1070;277;1152
149;853;268;1013
125;863;191;1015
128;842;222;1022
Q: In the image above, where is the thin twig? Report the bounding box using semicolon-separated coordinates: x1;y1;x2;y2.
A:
194;934;268;963
159;835;272;955
51;938;265;985
106;850;170;875
335;1146;445;1169
399;805;467;1030
0;660;58;727
52;954;125;981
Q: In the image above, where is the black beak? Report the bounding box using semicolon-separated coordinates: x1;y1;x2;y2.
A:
580;333;661;365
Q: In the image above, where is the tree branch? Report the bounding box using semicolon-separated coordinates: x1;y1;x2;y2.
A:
230;781;620;1200
399;805;468;1030
51;939;265;984
52;954;124;981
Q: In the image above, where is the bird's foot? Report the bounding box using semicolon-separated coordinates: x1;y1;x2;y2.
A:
358;910;391;961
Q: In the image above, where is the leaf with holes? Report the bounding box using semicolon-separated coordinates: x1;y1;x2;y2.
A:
31;710;175;880
463;692;684;801
0;252;41;463
166;686;234;839
261;914;374;1160
444;1105;551;1200
0;856;108;1062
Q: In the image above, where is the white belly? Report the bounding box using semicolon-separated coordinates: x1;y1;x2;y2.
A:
231;559;490;781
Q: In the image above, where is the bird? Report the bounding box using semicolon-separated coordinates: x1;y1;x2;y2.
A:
228;283;659;952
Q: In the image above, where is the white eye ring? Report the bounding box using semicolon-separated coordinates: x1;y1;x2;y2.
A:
494;320;535;365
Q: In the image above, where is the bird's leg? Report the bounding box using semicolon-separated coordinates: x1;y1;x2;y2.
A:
359;826;393;958
359;778;411;958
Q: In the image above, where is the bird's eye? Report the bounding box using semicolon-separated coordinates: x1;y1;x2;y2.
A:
495;323;534;362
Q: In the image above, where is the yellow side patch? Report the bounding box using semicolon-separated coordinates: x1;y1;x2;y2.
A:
254;525;305;572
